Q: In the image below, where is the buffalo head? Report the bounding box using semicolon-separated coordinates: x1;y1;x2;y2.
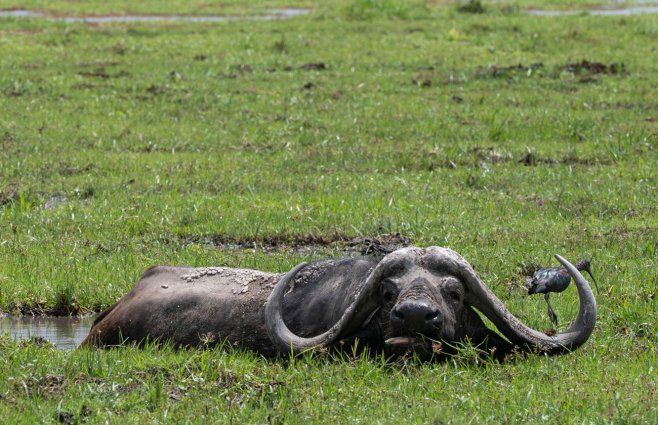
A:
265;247;596;356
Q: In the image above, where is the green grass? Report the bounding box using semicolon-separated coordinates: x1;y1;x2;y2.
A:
0;0;657;422
0;337;655;423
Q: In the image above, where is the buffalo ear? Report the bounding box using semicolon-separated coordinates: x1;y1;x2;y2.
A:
279;256;384;328
265;256;386;354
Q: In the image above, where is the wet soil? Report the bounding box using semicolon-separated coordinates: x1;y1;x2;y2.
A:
562;60;626;76
0;184;19;206
180;233;412;256
485;62;545;78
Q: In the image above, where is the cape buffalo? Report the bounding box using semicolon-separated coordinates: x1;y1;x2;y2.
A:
82;247;596;358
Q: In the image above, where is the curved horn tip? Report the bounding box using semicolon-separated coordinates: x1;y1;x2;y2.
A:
554;254;569;265
463;252;596;355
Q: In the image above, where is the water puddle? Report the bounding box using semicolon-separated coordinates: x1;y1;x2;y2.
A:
0;315;95;350
0;8;309;23
1;5;655;20
526;5;658;16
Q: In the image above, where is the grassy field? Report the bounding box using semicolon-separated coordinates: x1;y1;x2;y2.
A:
1;0;656;422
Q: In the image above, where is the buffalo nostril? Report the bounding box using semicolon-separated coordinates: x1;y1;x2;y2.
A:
425;310;440;322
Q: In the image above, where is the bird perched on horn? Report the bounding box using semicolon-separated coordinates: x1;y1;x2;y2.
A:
527;259;599;326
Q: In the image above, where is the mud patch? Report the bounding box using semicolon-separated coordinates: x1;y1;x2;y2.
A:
12;374;66;398
78;68;130;79
480;62;544;79
518;151;612;167
59;163;95;176
613;321;654;340
0;184;20;206
300;62;327;71
180;233;411;256
412;73;433;87
562;60;625;76
347;234;412;255
437;146;611;168
76;60;119;68
471;146;513;164
467;60;625;83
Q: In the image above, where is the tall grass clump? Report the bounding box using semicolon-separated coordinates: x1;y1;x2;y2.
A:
344;0;428;20
458;0;486;14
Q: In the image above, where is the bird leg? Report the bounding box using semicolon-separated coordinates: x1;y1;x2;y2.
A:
544;293;558;327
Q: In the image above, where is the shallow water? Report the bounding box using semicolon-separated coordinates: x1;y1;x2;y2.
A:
1;5;656;20
526;5;658;16
0;8;309;23
0;315;95;350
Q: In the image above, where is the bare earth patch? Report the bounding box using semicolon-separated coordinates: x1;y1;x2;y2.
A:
180;233;411;255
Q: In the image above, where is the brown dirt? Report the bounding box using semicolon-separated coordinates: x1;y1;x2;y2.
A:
471;146;513;163
231;64;253;74
180;232;411;255
14;374;66;399
300;62;327;71
57;411;74;424
484;62;544;78
441;146;611;168
113;380;143;394
76;60;119;68
78;69;111;79
518;151;612;166
78;68;130;79
412;74;432;87
0;184;20;206
562;60;625;76
59;163;95;176
8;298;90;316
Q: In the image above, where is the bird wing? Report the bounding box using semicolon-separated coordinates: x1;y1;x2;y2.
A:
529;267;566;293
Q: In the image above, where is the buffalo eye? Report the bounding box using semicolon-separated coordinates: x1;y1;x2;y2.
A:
380;279;399;303
442;282;463;303
445;290;461;302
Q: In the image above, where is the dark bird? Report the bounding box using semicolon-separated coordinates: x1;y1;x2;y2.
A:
527;259;599;326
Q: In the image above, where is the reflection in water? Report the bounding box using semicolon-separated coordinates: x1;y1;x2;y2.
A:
527;6;658;16
0;8;309;23
1;6;657;20
0;316;95;350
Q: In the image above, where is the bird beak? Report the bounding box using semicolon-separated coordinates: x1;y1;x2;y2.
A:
585;271;600;295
